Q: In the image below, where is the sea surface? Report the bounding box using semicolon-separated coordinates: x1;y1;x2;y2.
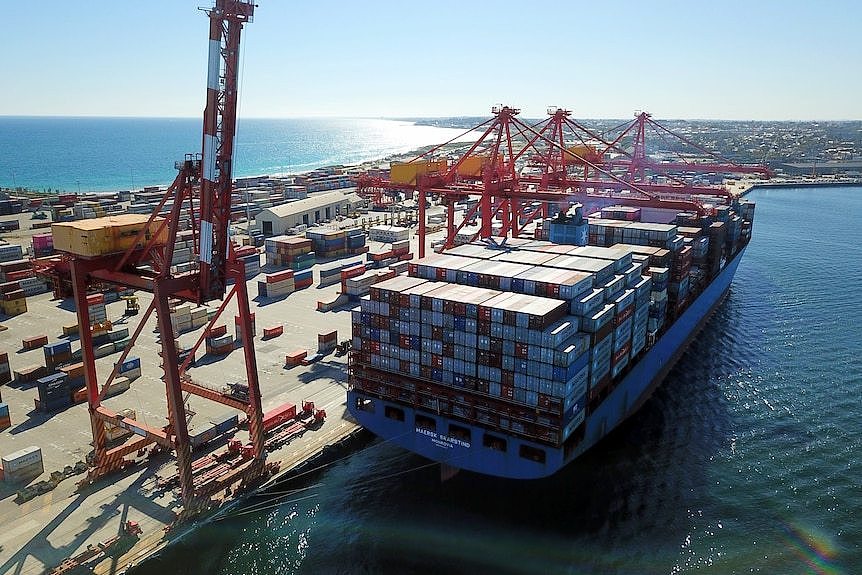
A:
0;117;472;192
130;185;862;574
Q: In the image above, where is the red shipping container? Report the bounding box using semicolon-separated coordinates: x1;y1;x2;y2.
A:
5;269;33;282
86;293;105;305
266;270;294;283
501;385;514;400
262;402;297;432
208;325;227;338
234;245;257;258
340;265;365;280
23;335;49;350
0;282;21;294
263;325;284;339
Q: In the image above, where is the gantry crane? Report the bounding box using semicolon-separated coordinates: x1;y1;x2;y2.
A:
64;0;265;510
362;105;770;257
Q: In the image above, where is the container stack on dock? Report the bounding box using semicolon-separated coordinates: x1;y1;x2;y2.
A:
257;269;295;298
318;259;365;287
86;294;108;326
265;236;315;270
369;225;409;243
306;229;346;260
345;229;368;256
0;352;11;385
0;198;25;216
343;268;396;301
205;324;233;356
234;245;261;279
235;313;256;346
0;282;27;316
36;372;72;412
32;233;55;258
117;356;142;381
0;243;24;263
318;330;337;354
0;402;10;431
294;269;313;290
0;259;34;283
171;230;196;275
62;363;86;402
1;447;43;483
43;341;73;371
339;263;367;292
367;239;412;267
164;303;210;335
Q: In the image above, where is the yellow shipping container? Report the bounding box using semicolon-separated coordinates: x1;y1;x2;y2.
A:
565;145;602;164
390;159;448;186
456;156;489;178
1;300;27;315
52;214;168;257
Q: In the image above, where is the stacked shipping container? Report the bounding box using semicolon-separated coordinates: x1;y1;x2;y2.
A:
265;236;315;270
306;229;347;259
0;281;27;316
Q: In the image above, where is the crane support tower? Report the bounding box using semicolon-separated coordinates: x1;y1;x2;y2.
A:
59;0;265;511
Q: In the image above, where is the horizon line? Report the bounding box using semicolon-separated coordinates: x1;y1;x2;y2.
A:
1;114;860;123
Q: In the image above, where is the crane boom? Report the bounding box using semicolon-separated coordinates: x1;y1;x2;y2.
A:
198;0;255;302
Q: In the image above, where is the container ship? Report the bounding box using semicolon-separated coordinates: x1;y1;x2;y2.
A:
347;198;755;479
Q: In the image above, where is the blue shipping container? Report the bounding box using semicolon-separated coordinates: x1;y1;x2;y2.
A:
43;341;72;356
120;357;141;373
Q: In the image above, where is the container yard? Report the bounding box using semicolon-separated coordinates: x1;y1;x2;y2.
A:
0;241;371;574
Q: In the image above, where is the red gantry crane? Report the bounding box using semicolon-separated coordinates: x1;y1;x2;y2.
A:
59;0;266;510
361;106;770;257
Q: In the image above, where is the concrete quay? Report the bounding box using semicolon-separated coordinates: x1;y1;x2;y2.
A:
0;239;379;575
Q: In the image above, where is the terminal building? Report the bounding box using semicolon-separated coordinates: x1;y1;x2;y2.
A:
253;190;365;236
780;159;862;176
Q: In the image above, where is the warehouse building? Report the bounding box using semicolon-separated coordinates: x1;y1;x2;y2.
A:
254;191;365;236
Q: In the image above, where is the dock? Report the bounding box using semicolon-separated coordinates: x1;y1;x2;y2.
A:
0;235;381;575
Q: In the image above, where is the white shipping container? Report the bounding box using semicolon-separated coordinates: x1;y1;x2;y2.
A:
1;446;43;473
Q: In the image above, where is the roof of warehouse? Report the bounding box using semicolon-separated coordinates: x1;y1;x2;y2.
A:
258;190;362;218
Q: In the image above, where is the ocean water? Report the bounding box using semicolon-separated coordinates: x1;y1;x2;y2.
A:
131;185;862;574
0;117;471;192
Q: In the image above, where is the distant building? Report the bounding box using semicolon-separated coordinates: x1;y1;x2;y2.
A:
254;191;365;236
780;160;862;176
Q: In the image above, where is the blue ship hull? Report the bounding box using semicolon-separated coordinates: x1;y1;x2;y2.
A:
347;248;745;479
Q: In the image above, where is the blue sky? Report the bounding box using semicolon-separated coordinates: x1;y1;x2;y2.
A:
2;0;860;120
